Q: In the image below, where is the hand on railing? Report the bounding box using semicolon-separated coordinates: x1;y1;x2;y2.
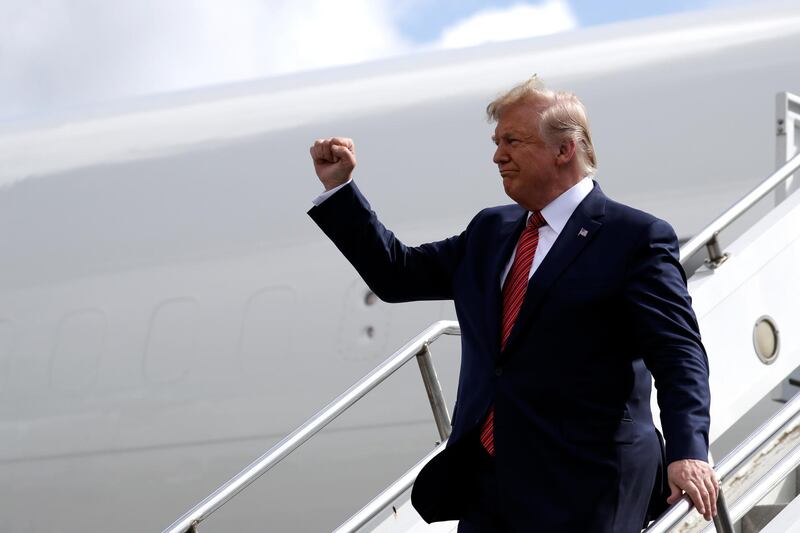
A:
666;459;719;521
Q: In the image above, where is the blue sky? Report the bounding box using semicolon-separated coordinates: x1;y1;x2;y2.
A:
1;0;757;122
395;0;728;41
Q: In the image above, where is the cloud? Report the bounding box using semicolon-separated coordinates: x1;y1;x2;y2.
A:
437;0;578;49
0;0;580;122
0;0;410;121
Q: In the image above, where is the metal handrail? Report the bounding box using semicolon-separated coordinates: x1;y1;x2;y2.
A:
334;439;449;533
162;320;460;533
645;391;800;532
710;442;800;530
679;152;800;267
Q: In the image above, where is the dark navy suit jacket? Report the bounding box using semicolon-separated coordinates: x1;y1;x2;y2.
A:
309;181;710;532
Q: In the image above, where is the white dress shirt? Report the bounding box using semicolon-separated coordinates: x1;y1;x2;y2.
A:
312;178;353;206
312;175;595;288
499;176;594;287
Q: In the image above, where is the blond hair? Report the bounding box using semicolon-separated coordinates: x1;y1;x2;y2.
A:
486;76;597;175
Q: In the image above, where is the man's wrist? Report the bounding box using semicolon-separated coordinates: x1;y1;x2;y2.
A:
312;178;353;206
323;176;351;191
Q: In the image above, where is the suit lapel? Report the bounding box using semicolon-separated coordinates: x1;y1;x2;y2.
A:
485;206;528;355
500;183;607;357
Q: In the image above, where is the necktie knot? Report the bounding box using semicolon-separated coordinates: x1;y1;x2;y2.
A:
529;210;547;229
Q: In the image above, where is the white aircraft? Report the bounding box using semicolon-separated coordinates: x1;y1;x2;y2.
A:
1;3;800;532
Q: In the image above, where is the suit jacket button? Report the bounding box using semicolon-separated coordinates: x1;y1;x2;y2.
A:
495;367;503;376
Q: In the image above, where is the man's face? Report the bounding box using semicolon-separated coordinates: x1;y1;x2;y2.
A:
492;98;559;210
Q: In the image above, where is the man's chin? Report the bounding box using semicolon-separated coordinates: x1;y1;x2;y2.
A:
502;181;520;204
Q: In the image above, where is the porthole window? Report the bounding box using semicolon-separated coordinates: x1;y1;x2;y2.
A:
753;315;780;365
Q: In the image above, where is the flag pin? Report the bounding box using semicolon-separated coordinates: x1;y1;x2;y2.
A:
578;228;588;237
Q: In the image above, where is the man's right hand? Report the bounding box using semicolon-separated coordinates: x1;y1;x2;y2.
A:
310;137;357;191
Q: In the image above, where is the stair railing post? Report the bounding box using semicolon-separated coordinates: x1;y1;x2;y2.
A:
713;488;735;533
415;343;451;441
775;92;800;205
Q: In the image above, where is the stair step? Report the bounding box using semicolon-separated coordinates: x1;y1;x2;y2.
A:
741;504;787;533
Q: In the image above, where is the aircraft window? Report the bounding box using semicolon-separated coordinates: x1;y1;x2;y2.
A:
49;310;106;392
238;286;296;377
0;320;12;393
144;298;199;384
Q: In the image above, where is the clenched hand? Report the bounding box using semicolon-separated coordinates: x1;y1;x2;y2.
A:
310;137;357;191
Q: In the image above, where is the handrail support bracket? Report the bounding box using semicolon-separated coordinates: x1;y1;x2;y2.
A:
704;234;730;269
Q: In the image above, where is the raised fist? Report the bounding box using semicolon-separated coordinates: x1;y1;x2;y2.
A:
310;137;357;191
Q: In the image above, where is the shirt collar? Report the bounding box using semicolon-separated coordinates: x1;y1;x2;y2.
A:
531;176;594;235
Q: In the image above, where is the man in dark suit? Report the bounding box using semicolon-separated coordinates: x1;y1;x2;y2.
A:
308;78;717;532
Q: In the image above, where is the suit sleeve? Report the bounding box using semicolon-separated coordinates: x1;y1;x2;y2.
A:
623;218;710;464
307;181;465;303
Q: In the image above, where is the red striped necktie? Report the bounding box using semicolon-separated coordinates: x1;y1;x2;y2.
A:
480;210;547;456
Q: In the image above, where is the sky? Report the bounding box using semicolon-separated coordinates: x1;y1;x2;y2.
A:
1;0;758;123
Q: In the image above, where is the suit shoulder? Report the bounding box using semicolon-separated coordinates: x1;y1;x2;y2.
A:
471;203;524;224
458;204;524;241
603;196;676;238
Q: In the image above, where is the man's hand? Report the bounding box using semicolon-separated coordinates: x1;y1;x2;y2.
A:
666;459;719;521
310;137;357;191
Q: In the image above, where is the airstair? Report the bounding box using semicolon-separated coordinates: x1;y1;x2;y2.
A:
163;92;800;533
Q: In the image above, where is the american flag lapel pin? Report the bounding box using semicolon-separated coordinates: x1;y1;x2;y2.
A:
578;228;588;237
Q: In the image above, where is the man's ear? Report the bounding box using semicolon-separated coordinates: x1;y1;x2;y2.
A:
555;138;577;166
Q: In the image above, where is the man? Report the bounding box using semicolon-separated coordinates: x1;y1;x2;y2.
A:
308;77;717;532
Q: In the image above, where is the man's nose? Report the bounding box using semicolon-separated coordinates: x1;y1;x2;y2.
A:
493;144;508;164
